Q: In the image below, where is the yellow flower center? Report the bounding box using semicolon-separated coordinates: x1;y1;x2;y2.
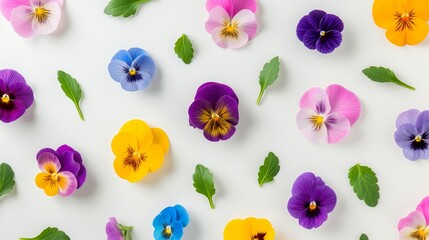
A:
50;173;58;181
123;146;146;171
211;112;220;121
310;115;324;131
34;7;50;23
416;135;423;142
320;31;326;36
165;226;172;235
129;68;136;76
309;201;317;211
220;21;239;39
394;9;416;32
1;94;10;103
410;226;429;240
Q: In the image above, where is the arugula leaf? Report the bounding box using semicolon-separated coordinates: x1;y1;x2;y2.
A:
193;164;216;209
174;34;194;64
19;227;70;240
362;66;415;90
0;163;15;197
104;0;151;18
360;233;369;240
256;56;280;105
348;164;380;207
258;152;280;187
57;70;84;121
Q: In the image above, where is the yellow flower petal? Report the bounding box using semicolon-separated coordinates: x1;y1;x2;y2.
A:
35;173;59;196
405;17;429;44
386;25;408;46
143;144;164;172
119;119;153;148
113;154;133;180
127;162;149;182
223;219;248;240
151;128;170;153
407;0;429;20
35;172;50;188
111;132;138;157
247;218;275;240
373;0;404;28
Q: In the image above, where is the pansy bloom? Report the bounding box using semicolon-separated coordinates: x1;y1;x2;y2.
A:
296;10;344;54
287;172;337;229
296;84;361;144
188;82;239;141
106;217;133;240
373;0;429;46
108;48;156;91
394;109;429;161
398;196;429;239
205;0;258;49
35;145;86;196
153;204;189;240
111;119;169;182
0;0;63;38
223;217;275;240
0;69;34;123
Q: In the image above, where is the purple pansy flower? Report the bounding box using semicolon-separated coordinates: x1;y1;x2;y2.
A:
108;48;155;91
0;69;34;123
394;109;429;161
188;82;239;142
296;10;344;54
106;217;133;240
287;172;337;229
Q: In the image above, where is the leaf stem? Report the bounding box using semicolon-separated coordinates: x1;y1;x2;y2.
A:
395;81;415;90
74;102;85;121
256;88;264;105
208;197;215;209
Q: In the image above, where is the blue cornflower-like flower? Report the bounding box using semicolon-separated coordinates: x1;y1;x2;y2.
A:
153;204;189;240
108;48;155;91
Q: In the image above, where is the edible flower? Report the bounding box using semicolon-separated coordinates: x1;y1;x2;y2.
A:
106;217;133;240
153;204;189;240
398;196;429;240
223;217;275;240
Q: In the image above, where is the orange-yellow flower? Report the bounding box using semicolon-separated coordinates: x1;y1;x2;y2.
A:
223;217;275;240
373;0;429;46
111;119;169;182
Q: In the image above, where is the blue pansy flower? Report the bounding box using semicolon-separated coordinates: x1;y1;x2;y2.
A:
108;47;155;91
153;204;189;240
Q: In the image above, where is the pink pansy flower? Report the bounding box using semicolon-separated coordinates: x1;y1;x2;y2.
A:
398;196;429;240
296;84;361;144
205;0;258;49
0;0;63;38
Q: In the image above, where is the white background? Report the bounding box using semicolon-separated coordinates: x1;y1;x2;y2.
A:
0;0;428;239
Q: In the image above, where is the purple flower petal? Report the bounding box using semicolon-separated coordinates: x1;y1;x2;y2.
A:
307;10;327;28
37;148;61;162
131;54;155;78
59;151;81;179
8;82;34;108
111;49;133;66
403;148;429;161
316;30;342;54
195;82;239;105
319;14;344;32
394;124;418;149
302;29;320;50
298;207;328;229
106;217;123;240
396;109;420;129
188;99;214;130
296;10;326;41
128;47;148;60
287;192;311;218
292;172;325;195
325;112;350;144
312;185;337;213
215;95;239;126
0;100;26;123
416;110;429;134
57;171;77;197
108;60;129;83
0;69;26;85
206;0;257;17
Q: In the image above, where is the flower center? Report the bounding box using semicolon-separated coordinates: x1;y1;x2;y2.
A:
1;94;10;103
211;112;220;121
410;226;429;240
320;31;326;36
309;201;317;211
310;115;324;130
162;225;172;238
129;68;136;76
50;173;58;181
34;7;50;23
123;146;145;171
415;135;423;143
220;21;239;39
252;233;267;240
394;9;416;32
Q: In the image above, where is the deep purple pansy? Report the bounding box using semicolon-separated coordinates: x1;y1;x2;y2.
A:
296;10;344;54
287;172;337;229
0;69;34;123
394;109;429;161
188;82;239;142
106;217;133;240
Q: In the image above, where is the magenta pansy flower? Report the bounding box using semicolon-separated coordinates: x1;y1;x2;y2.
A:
188;82;239;141
0;0;63;38
106;217;133;240
398;196;429;239
296;84;361;144
205;0;258;49
35;144;86;197
0;69;34;123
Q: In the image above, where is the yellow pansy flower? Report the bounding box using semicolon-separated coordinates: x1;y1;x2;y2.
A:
224;217;275;240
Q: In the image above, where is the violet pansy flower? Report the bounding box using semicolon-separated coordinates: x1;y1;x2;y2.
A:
287;172;337;229
35;144;86;196
394;109;429;161
398;196;429;239
106;217;133;240
188;82;239;142
205;0;258;49
0;69;34;123
108;48;155;91
296;84;361;144
297;10;344;54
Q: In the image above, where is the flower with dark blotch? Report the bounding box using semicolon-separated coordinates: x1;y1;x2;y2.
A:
188;82;239;141
287;172;337;229
223;217;275;240
398;196;429;240
394;109;429;161
106;217;133;240
296;10;344;54
108;48;155;91
153;204;189;240
0;69;34;123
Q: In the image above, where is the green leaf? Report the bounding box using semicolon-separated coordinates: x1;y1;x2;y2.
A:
174;34;194;64
104;0;151;18
118;224;133;240
193;164;216;209
258;152;280;187
257;56;280;105
348;164;380;207
57;70;84;121
19;227;70;240
0;163;15;197
362;66;415;90
360;233;369;240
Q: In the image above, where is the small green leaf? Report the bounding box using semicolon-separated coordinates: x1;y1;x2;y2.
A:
258;152;280;187
193;164;216;209
104;0;151;18
57;70;84;121
174;34;194;64
0;163;15;197
19;227;70;240
360;233;369;240
362;66;415;90
118;224;133;240
257;56;280;105
348;164;380;207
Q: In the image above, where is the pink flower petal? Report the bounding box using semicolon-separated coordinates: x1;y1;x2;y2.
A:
10;5;34;38
31;2;61;35
0;0;29;20
396;109;420;129
211;27;249;49
232;9;257;40
416;196;429;224
30;0;63;6
37;152;61;173
326;84;361;126
205;6;230;33
299;87;331;115
296;108;328;143
325;112;351;144
57;171;78;197
206;0;257;17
